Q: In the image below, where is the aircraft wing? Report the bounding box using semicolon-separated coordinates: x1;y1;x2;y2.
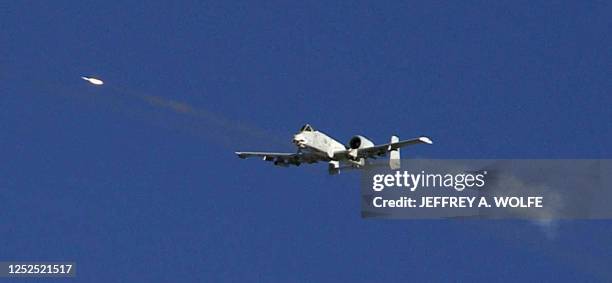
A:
235;151;319;166
236;151;295;159
333;136;433;159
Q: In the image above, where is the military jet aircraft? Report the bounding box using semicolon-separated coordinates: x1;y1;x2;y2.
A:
235;124;433;174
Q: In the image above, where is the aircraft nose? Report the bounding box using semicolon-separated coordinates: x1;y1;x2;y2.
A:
293;134;307;147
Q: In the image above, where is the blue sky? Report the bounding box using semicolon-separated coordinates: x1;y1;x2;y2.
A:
2;1;611;281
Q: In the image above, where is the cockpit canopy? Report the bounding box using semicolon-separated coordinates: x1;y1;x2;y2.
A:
299;124;315;132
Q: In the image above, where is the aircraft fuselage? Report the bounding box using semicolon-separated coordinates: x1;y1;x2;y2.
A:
292;128;345;160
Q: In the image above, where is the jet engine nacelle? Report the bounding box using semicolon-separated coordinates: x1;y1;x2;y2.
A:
274;160;290;167
348;135;375;149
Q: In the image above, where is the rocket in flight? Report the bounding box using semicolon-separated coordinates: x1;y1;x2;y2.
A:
81;76;104;85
